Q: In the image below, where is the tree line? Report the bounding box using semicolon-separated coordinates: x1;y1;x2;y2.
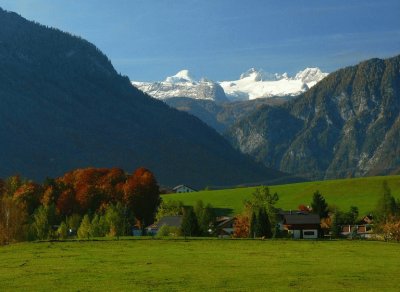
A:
0;167;160;244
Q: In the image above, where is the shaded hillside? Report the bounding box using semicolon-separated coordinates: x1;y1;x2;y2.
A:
0;8;284;188
227;55;400;179
165;97;289;133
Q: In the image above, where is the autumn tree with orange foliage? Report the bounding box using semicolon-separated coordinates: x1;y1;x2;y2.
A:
124;168;160;228
13;182;42;215
57;189;77;216
298;204;310;212
380;216;400;242
233;214;249;238
0;196;28;244
56;168;127;215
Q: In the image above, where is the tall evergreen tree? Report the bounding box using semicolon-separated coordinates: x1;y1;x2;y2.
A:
199;204;215;236
181;207;199;237
375;181;398;222
249;211;257;238
257;208;272;238
311;191;328;218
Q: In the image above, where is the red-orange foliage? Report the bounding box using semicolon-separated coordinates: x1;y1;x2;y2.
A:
13;182;42;215
233;214;249;238
56;189;76;216
56;167;127;214
124;167;160;227
298;204;310;212
41;186;56;206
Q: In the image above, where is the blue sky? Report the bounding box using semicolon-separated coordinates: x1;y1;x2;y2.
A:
0;0;399;81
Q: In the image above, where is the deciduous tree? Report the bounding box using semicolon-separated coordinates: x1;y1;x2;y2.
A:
155;199;184;222
124;168;160;228
31;204;57;240
233;214;249;238
0;196;28;244
77;214;92;239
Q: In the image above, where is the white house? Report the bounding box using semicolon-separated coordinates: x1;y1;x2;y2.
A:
172;184;197;193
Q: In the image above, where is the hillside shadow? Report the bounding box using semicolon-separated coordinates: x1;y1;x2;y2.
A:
213;207;234;217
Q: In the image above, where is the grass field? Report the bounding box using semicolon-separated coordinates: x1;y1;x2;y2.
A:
163;175;400;216
0;239;399;291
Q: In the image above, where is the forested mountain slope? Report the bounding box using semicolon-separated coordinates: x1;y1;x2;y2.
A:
0;8;284;188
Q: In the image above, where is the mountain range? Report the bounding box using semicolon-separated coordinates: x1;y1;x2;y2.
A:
227;55;400;180
132;67;328;102
0;7;287;188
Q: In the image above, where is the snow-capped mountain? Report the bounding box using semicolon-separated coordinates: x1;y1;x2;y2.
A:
132;70;229;103
219;68;328;101
132;68;328;102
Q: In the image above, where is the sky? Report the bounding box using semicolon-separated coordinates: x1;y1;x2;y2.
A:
0;0;399;81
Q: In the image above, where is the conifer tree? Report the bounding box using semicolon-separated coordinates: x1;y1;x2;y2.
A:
311;191;328;218
258;208;272;238
181;207;199;237
249;211;257;238
375;181;398;222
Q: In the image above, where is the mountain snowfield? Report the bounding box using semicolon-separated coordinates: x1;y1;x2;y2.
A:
132;70;229;103
132;68;328;102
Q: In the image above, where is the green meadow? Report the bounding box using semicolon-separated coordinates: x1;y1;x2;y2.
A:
164;175;400;215
0;239;399;291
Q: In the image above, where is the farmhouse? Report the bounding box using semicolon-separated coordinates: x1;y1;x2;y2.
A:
173;184;197;193
280;211;320;239
146;216;183;235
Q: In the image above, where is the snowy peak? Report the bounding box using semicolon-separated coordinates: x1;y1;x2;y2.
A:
294;67;328;84
239;68;282;81
219;67;328;101
133;67;328;102
132;71;228;103
165;69;194;83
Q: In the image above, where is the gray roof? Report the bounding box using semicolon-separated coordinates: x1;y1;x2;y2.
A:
148;216;183;229
172;184;197;191
283;213;320;225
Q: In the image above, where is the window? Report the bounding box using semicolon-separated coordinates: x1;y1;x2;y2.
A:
304;231;315;236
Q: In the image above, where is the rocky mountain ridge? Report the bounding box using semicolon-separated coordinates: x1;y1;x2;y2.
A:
227;55;400;180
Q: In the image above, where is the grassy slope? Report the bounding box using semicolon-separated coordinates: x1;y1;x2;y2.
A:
163;175;400;215
0;239;399;291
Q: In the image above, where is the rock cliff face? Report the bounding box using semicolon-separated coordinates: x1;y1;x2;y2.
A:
227;55;400;179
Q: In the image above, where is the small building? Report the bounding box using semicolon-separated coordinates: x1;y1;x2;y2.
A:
281;211;320;239
341;224;374;238
146;216;183;235
173;185;197;193
215;216;235;238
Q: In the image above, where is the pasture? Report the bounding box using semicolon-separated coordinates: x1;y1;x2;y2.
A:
164;175;400;215
0;239;399;291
